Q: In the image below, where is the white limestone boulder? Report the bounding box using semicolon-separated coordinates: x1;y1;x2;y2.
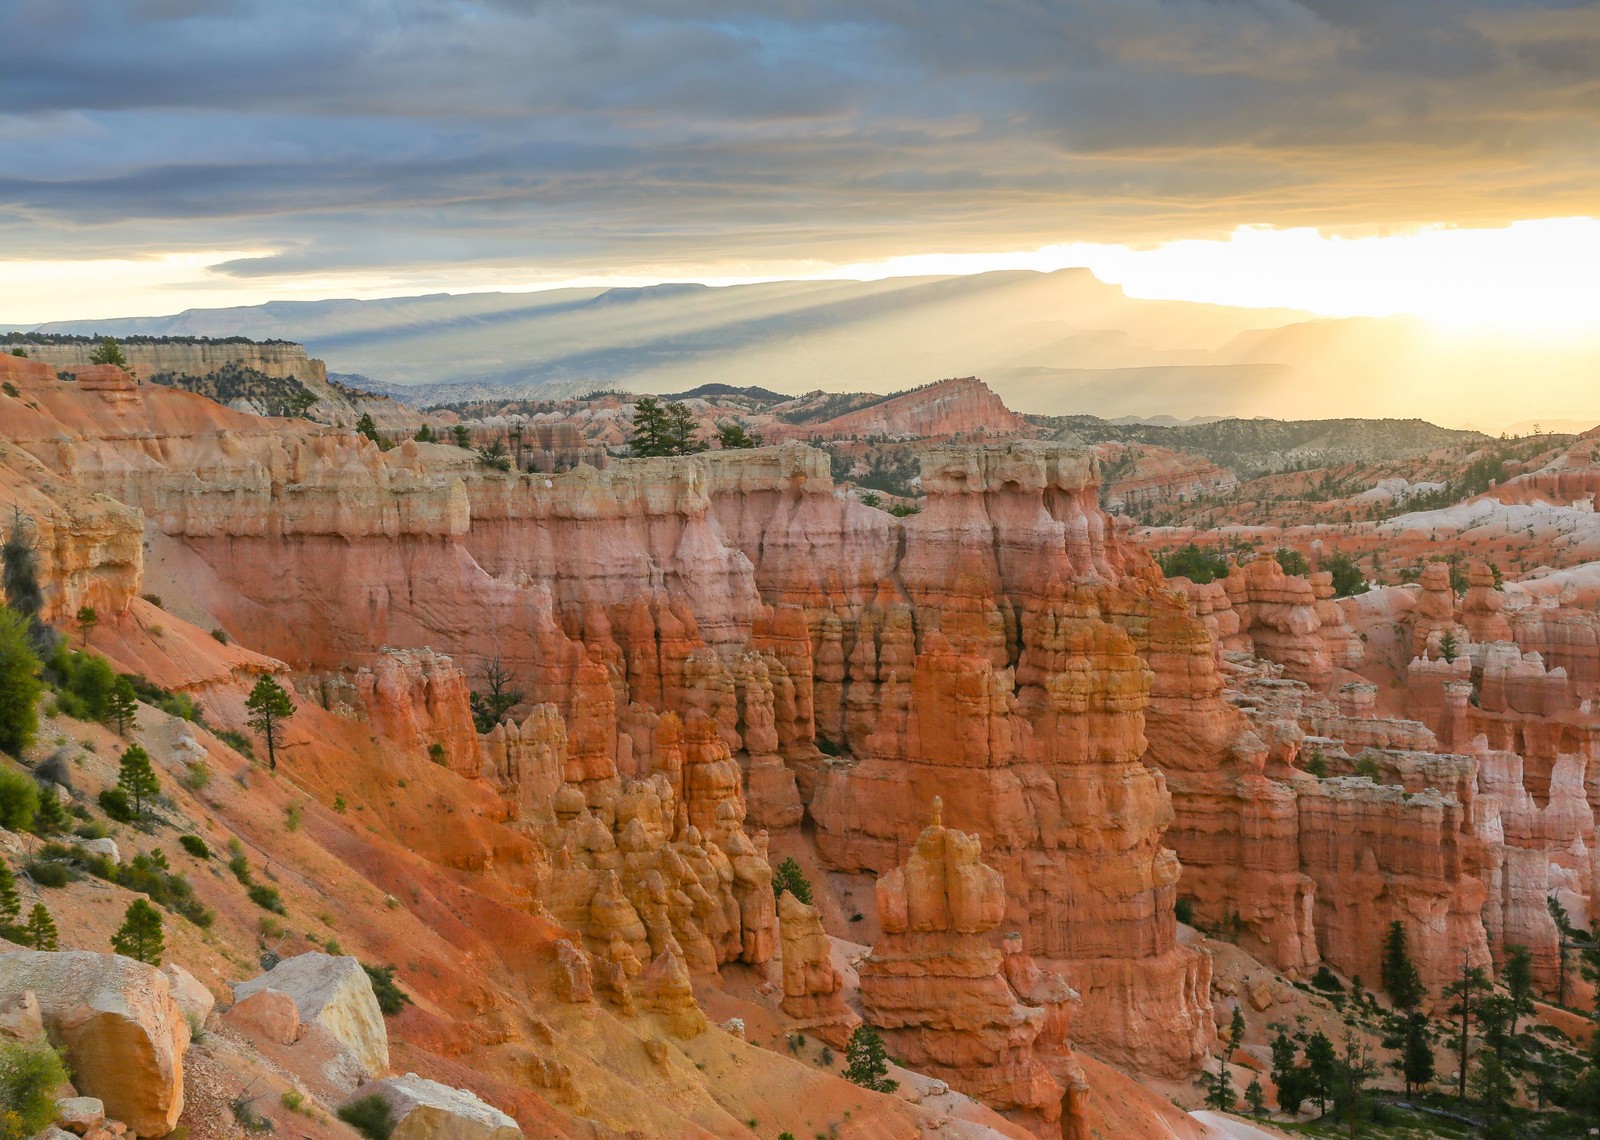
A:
0;950;186;1136
342;1074;522;1140
232;953;388;1077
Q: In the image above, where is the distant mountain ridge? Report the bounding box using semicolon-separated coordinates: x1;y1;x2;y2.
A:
20;267;1600;426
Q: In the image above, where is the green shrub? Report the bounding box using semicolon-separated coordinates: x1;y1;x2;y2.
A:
337;1095;394;1140
1311;965;1344;992
1354;755;1381;780
45;648;116;722
247;883;285;914
216;729;254;758
23;859;69;888
362;963;412;1016
0;1039;72;1140
98;786;135;822
773;857;813;905
1156;544;1230;585
0;770;38;831
179;834;212;859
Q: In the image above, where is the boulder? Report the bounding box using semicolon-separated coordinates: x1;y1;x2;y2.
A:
0;987;43;1042
56;1097;106;1133
232;953;388;1077
342;1074;523;1140
224;989;302;1045
161;963;215;1027
0;950;186;1137
74;838;121;865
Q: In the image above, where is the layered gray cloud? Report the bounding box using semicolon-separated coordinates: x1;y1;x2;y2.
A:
3;0;1599;277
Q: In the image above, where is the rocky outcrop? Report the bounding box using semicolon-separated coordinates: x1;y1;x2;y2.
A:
353;649;482;775
342;1075;523;1140
0;950;188;1137
777;890;859;1047
780;377;1030;441
859;802;1078;1134
232;953;389;1078
9;338;327;383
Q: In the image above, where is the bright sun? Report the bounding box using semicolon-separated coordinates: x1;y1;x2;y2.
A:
835;217;1600;343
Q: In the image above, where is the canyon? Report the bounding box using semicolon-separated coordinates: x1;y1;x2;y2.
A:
5;349;1600;1138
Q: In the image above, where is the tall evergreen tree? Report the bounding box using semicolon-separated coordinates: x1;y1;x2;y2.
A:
245;675;296;771
772;857;813;905
117;743;160;816
843;1025;898;1093
108;675;139;736
664;401;706;455
111;898;164;964
1444;962;1493;1100
0;858;19;929
2;514;44;630
22;903;58;951
628;396;673;457
1305;1029;1337;1116
1502;943;1535;1035
355;412;381;443
1270;1029;1304;1114
1472;994;1520;1139
0;607;43;758
75;605;97;648
1381;920;1425;1009
88;336;127;366
1384;1011;1435;1097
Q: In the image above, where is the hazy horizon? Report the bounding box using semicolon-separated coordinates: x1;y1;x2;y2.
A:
5;1;1600;423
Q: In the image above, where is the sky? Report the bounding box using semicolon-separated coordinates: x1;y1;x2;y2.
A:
5;0;1600;332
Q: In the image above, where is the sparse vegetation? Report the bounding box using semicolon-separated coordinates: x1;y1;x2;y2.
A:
362;963;412;1016
773;857;813;905
0;1039;71;1140
111;897;166;964
337;1095;394;1140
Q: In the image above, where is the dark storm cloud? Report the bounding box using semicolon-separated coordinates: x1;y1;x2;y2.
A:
3;0;1599;276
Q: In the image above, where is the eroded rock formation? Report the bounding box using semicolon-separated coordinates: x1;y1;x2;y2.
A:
859;801;1087;1137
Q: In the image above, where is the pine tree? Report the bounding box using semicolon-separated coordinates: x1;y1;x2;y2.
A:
628;396;673;457
1471;996;1520;1140
1305;1029;1337;1116
1381;920;1425;1010
1502;943;1534;1035
468;656;523;733
1228;1005;1246;1054
716;422;762;449
23;903;58;951
773;857;813;905
1244;1076;1265;1115
1385;1011;1435;1097
108;675;139;736
2;514;45;628
843;1025;898;1093
664;401;706;455
1332;1032;1377;1135
0;606;43;758
1444;962;1493;1100
75;605;97;648
451;425;472;449
117;744;160;816
1203;1061;1236;1111
0;858;19;928
111;898;164;964
31;787;67;835
355;412;380;443
1439;630;1459;663
88;337;127;367
245;675;296;771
